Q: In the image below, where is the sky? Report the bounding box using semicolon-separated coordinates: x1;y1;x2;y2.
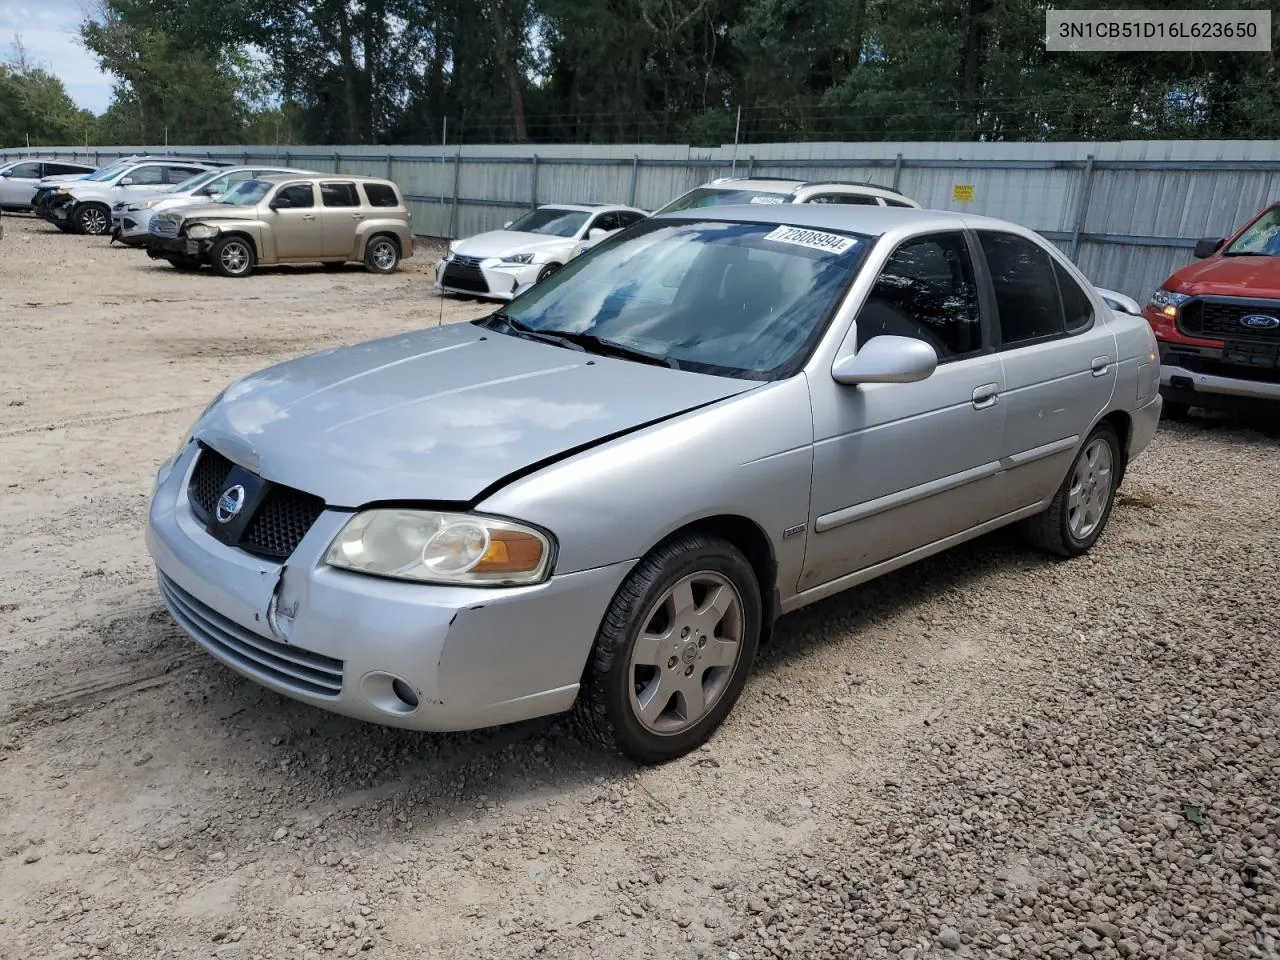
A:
2;0;114;113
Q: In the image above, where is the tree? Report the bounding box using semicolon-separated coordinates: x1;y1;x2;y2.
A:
0;42;94;147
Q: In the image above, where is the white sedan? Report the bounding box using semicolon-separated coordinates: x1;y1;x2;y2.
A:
436;203;648;299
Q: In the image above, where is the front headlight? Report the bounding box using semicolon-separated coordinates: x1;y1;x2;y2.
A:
325;509;554;586
185;223;217;240
1147;288;1190;318
500;253;535;264
143;199;163;209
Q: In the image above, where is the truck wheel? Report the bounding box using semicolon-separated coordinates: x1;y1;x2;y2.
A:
1021;422;1121;558
210;236;255;278
364;235;400;274
75;204;111;236
573;533;761;763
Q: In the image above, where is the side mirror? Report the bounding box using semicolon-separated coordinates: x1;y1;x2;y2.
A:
831;335;937;385
119;177;135;186
503;220;513;229
0;170;11;178
1193;236;1224;259
270;198;289;210
1094;286;1142;316
587;228;607;241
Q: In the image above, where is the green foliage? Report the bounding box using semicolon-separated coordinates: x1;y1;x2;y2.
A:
0;49;94;148
15;0;1280;147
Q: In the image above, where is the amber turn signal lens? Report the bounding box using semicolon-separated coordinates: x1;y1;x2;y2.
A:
474;530;545;573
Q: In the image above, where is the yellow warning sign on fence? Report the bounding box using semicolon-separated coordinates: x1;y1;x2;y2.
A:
952;184;975;203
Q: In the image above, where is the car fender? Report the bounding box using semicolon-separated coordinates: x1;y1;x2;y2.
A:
476;374;815;602
354;219;413;259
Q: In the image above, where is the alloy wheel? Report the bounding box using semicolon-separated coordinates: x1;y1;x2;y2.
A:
1068;437;1113;540
627;572;745;735
219;240;251;275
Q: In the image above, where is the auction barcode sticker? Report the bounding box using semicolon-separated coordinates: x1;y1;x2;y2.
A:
763;225;858;255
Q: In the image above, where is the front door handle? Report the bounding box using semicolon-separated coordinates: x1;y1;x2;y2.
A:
972;383;1000;409
1091;356;1111;377
351;214;364;220
301;214;316;221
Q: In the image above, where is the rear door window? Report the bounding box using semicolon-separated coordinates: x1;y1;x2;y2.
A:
321;182;360;207
44;162;89;176
977;231;1068;347
362;183;401;207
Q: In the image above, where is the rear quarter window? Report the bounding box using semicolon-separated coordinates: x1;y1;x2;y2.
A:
362;183;401;207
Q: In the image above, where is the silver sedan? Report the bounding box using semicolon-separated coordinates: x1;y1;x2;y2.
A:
147;205;1162;763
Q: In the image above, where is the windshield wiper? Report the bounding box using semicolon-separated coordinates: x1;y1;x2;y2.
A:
1222;250;1275;257
479;312;587;352
539;330;683;369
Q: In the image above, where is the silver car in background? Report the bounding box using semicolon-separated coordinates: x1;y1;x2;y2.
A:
147;205;1161;763
112;165;315;246
0;158;96;209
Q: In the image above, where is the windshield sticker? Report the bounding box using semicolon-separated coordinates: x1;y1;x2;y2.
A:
749;196;786;204
762;225;857;255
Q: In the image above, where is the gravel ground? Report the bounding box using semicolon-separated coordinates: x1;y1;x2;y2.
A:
0;214;1277;960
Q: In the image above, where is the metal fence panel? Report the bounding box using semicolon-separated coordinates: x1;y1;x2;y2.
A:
9;138;1280;301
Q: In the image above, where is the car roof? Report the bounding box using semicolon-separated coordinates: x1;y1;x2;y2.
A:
705;176;909;197
651;203;1015;236
253;173;396;184
537;203;645;214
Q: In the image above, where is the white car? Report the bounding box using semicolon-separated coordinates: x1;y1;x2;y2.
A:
436;203;649;299
0;158;95;210
112;165;314;246
654;177;920;214
43;158;225;235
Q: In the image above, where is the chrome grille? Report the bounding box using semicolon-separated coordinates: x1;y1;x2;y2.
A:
158;572;344;698
451;254;485;267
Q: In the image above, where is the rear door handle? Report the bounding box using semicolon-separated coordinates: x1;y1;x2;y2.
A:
972;383;1000;409
301;214;316;221
1091;356;1111;376
351;214;364;220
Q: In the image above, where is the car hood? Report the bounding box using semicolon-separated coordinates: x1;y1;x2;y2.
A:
173;202;261;222
452;230;575;259
36;174;90;187
196;321;755;507
1168;254;1280;300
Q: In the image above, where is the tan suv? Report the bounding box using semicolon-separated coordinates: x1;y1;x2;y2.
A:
144;174;414;277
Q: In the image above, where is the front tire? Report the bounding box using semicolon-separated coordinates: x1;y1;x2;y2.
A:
75;204;110;235
210;235;255;278
1022;423;1121;558
574;534;761;763
364;235;400;274
536;262;561;283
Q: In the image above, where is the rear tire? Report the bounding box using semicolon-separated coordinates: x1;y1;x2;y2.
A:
74;204;111;236
210;235;255;278
573;534;761;763
1021;423;1121;558
364;235;400;274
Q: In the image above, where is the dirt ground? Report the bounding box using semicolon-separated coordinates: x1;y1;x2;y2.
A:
0;214;1277;960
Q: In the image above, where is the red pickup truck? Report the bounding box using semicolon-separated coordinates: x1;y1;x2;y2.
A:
1145;203;1280;419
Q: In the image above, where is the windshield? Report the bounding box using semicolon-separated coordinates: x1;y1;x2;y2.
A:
174;169;221;193
506;208;590;238
84;160;134;182
489;219;868;379
219;179;272;205
655;187;794;215
1225;207;1280;256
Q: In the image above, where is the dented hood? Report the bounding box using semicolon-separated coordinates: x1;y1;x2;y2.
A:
195;321;755;507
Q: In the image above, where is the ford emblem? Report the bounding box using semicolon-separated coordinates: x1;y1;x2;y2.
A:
215;484;246;524
1239;313;1280;330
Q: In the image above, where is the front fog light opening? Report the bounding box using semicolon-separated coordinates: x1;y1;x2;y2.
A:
361;672;420;716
